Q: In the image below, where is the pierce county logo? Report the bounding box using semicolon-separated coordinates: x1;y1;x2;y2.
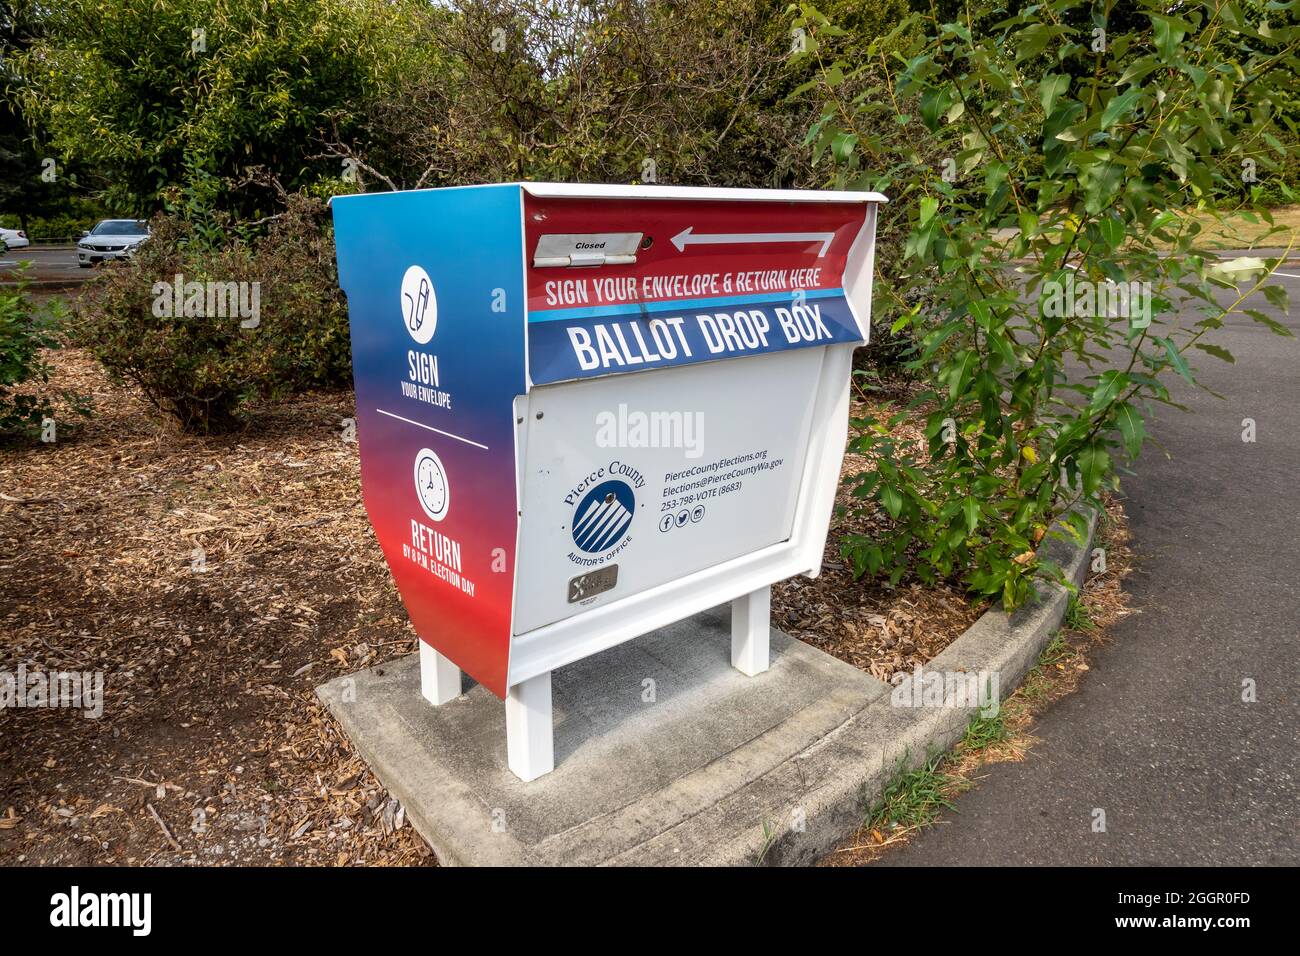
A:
400;264;437;345
571;479;635;553
413;447;450;522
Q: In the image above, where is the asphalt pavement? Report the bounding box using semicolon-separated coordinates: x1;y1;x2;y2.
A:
0;244;86;284
880;272;1300;866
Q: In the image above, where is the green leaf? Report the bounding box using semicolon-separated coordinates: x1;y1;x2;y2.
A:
918;196;938;227
1193;342;1235;363
1263;283;1288;312
1089;369;1128;413
1078;444;1111;495
1098;215;1125;250
881;484;903;519
1100;87;1142;129
940;22;972;43
1244;309;1294;337
1039;74;1070;115
920;87;947;131
1117;55;1160;87
1114;402;1146;458
831;132;859;162
1158;337;1195;385
962;497;979;533
1151;15;1187;62
947;350;979;400
1015;22;1052;62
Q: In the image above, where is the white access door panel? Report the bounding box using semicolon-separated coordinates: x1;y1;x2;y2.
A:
512;347;827;634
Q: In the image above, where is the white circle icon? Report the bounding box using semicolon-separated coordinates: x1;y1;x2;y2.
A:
400;265;437;345
414;447;450;522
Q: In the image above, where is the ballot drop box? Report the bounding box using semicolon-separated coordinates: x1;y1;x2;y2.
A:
332;183;885;781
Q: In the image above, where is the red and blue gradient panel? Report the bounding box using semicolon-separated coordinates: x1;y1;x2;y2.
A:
333;186;525;698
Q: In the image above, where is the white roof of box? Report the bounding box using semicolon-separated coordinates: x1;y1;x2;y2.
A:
519;182;888;204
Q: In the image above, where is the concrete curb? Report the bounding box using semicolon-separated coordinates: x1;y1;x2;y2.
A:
0;280;88;291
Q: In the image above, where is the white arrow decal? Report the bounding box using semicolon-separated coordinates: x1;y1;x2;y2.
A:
670;226;836;257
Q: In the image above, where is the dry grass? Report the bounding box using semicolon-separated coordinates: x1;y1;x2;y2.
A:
1173;204;1300;251
821;493;1135;866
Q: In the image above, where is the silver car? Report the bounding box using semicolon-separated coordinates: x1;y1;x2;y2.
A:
77;219;150;267
0;227;31;251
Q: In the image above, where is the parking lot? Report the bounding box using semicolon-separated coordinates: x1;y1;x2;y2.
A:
0;245;87;284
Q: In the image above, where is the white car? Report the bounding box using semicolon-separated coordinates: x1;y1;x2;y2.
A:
77;219;150;267
0;227;31;251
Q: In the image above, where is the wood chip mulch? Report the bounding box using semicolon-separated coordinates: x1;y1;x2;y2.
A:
2;349;431;865
1;350;988;867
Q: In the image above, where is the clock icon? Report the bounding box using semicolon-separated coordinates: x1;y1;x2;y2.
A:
413;448;450;521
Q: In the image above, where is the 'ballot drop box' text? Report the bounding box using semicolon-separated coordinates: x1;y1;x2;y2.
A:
333;183;885;780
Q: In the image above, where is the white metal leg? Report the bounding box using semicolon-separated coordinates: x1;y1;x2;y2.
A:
506;671;554;782
419;641;462;705
731;585;771;677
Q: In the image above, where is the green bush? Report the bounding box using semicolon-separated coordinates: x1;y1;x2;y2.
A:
14;0;398;218
797;0;1295;607
0;204;108;242
0;272;81;441
24;211;97;242
75;196;350;433
244;196;353;393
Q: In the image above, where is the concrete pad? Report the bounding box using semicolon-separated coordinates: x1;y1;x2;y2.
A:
317;607;891;866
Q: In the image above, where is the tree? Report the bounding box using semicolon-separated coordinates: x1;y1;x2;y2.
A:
325;0;914;195
1;0;76;232
13;0;412;216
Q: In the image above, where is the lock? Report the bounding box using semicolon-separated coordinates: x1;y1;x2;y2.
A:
533;232;643;267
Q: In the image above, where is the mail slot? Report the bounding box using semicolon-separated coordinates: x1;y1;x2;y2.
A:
332;182;886;780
